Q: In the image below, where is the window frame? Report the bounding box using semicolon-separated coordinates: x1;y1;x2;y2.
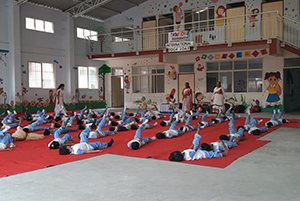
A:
25;17;54;33
111;26;134;43
132;65;165;94
184;6;215;32
28;61;55;89
206;59;263;93
76;27;98;41
78;66;99;89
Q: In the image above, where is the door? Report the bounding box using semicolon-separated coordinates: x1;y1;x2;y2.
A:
262;1;283;40
142;20;157;51
158;13;173;49
283;68;300;113
111;76;124;107
226;7;245;42
178;74;195;104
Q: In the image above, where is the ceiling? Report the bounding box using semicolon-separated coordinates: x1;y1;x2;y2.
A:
16;0;148;22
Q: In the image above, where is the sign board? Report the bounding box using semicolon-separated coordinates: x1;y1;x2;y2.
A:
166;41;194;53
168;30;191;43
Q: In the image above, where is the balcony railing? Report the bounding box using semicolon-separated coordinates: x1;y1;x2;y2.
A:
87;11;300;56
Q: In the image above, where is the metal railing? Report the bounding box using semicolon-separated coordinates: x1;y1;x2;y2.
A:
87;11;299;55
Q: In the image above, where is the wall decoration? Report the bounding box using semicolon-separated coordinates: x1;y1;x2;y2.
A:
245;51;251;57
201;54;207;59
208;54;214;60
215;5;226;27
124;75;131;94
173;3;183;31
228;94;248;108
229;53;235;59
221;54;227;59
0;78;3;84
167;66;177;80
236;52;242;58
247;8;259;27
22;87;28;96
22;70;27;74
215;54;220;59
75;88;80;105
197;64;204;71
125;16;134;22
195;56;200;62
252;50;259;57
99;64;111;100
284;0;298;20
49;90;54;104
73;67;78;70
264;71;281;108
81;94;86;99
209;34;216;40
133;96;157;109
166;88;176;103
260;49;268;55
37;97;44;102
195;92;204;107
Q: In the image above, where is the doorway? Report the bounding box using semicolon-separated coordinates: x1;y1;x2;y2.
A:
111;76;124;107
142;16;157;51
283;68;300;113
178;73;195;104
226;2;245;42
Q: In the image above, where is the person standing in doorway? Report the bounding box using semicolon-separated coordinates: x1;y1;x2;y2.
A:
55;84;67;117
211;81;227;113
182;82;193;112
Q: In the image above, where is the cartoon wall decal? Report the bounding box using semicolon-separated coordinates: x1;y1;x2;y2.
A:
248;8;259;27
167;66;177;80
133;96;157;109
197;64;204;71
124;75;131;94
0;78;3;84
215;5;226;26
125;16;134;22
22;70;27;74
195;92;204;107
37;97;44;102
173;3;183;31
49;90;54;104
166;88;176;103
264;71;281;108
75;88;80;105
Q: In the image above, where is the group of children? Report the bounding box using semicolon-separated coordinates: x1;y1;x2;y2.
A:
0;105;290;162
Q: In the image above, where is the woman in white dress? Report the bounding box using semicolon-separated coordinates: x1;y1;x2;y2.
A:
54;84;67;116
211;81;227;113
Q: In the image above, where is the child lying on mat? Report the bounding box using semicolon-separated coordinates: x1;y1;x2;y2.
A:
156;120;186;139
59;126;114;155
160;112;175;126
48;123;74;149
265;109;290;128
0;132;16;150
199;111;214;128
88;116;117;139
127;120;156;150
211;109;225;124
168;126;228;161
223;106;240;121
201;139;237;153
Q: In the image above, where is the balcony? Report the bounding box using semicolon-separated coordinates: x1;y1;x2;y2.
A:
88;11;300;57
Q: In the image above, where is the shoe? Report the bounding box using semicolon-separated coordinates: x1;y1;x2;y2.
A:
7;111;12;115
151;136;156;141
154;122;157;126
13;110;17;115
10;143;16;148
107;139;114;147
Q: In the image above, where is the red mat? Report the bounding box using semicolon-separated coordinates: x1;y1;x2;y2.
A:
0;114;299;177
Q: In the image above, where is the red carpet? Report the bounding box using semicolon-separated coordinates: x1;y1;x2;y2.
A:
0;114;299;177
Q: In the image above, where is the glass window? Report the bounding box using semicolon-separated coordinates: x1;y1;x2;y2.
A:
284;58;300;67
179;64;194;73
220;72;232;92
29;62;55;89
207;72;219;92
29;62;42;88
42;63;55;88
248;71;263;92
112;68;123;75
234;60;247;70
234;71;247;92
25;17;35;30
220;61;232;70
78;67;88;89
77;28;84;39
89;67;98;89
35;19;44;32
207;62;218;71
111;26;134;42
77;28;98;41
132;66;165;93
249;59;263;69
44;21;54;33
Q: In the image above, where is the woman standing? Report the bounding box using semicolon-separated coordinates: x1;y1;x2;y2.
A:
54;84;67;116
182;82;193;112
211;81;227;113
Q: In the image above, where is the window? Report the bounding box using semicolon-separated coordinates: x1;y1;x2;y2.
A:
132;66;165;93
78;67;98;89
77;28;98;41
179;64;194;73
111;26;134;42
184;7;215;31
28;62;55;88
112;68;124;76
25;17;54;33
206;59;263;93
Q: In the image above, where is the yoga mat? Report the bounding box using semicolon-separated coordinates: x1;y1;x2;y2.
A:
0;113;299;177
